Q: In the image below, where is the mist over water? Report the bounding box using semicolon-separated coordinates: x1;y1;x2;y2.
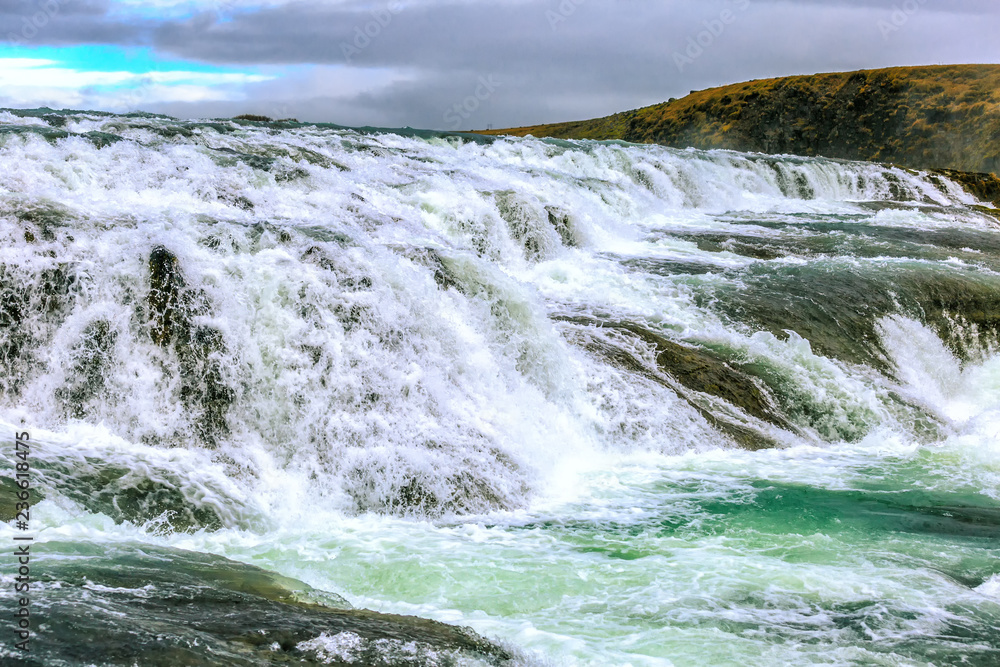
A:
1;110;999;666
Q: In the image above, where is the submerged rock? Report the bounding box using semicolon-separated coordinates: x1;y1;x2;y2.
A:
704;260;1000;372
0;266;30;397
56;319;118;419
0;258;79;400
11;542;516;666
341;441;528;517
47;463;232;532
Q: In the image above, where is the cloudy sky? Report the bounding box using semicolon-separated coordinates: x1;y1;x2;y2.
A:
1;0;998;130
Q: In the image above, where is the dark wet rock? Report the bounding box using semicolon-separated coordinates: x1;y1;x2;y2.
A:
299;227;354;246
201;234;224;251
190;121;239;135
924;168;1000;221
0;260;79;399
38;461;231;532
665;221;1000;267
249;221;292;249
83;131;125;148
396;247;462;291
301;246;374;291
699;264;893;371
178;325;235;445
42;113;68;128
679;234;787;261
766;162;816;199
0;265;27;330
301;245;338;272
261;145;348;172
146;247;235;446
213;147;277;172
14;201;71;241
342;444;527;517
147;246;187;347
0;275;31;396
700;260;1000;371
0;476;43;522
546;206;578;247
0;123;123;147
495;192;551;261
572;316;788;426
151;124;196;139
0;125;70;143
23;542;515;666
930;168;1000;207
556;315;791;450
275;165;310;182
39;263;76;316
914;278;1000;361
970;204;1000;223
233;114;273;122
232;195;255;211
56;319;118;419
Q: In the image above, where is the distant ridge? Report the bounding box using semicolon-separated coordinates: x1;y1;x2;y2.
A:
477;65;1000;177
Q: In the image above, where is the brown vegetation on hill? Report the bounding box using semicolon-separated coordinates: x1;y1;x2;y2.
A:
478;65;1000;177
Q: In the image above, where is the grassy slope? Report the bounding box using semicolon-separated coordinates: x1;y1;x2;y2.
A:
478;65;1000;177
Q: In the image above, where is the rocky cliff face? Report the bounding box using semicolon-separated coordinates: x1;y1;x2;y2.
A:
483;65;1000;177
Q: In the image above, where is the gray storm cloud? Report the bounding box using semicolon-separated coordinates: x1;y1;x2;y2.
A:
2;0;998;129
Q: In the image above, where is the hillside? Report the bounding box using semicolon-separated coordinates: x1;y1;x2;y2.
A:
478;65;1000;178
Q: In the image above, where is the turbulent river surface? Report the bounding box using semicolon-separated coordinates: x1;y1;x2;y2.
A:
1;108;1000;666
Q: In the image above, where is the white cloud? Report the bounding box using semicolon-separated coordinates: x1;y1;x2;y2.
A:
0;58;273;111
0;58;59;69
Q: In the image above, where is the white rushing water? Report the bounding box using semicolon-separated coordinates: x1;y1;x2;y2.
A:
1;111;999;666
